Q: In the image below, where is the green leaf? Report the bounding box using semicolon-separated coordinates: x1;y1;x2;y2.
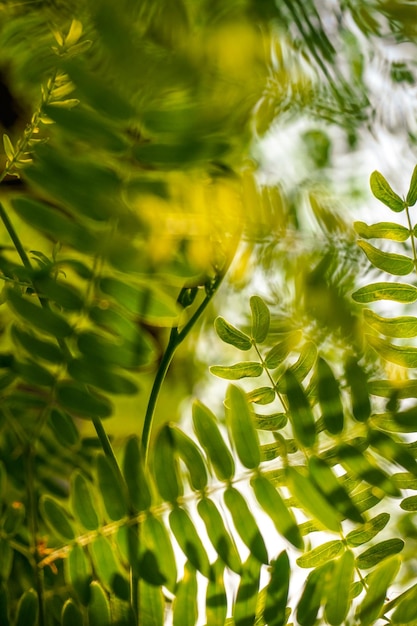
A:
357;557;400;625
286;467;342;533
406;164;417;206
366;333;417;368
264;336;294;369
197;497;241;573
67;358;138;395
173;563;198;626
251;474;303;550
61;599;83;626
88;581;111;626
400;495;417;511
170;424;208;491
206;560;228;626
49;409;79;447
66;544;92;605
393;472;417;489
210;362;263;380
308;456;364;524
35;274;84;310
346;512;390;547
234;555;261;626
354;221;411;241
3;133;15;160
254;412;287;430
96;454;128;521
11;325;64;363
192;400;235;481
226;384;260;469
356;538;404;569
368;429;417;474
338;443;400;497
289;341;318;383
138;580;165;626
263;551;290;626
169;506;212;578
297;540;344;568
345;357;371;422
297;562;332;626
15;589;38;626
7;289;73;338
152;424;182;502
71;472;99;531
392;582;417;623
370;378;417;399
224;486;268;564
56;381;113;419
0;584;9;626
250;295;270;343
90;535;121;590
316;357;344;434
357;240;414;275
352;282;417;303
364;308;417;338
284;369;316;448
246;386;276;405
13;359;55;387
370;170;405;212
214;316;252;350
324;550;355;625
350;486;383;513
142;514;177;591
40;495;75;541
77;331;151;369
123;436;151;512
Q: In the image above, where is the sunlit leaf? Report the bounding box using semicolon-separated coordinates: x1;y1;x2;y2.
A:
254;412;287;430
400;495;417;511
350;485;383;513
287;467;341;532
370;170;405;212
356;538;404;569
324;550;355;625
357;240;413;275
71;472;100;530
406;164;417;206
226;384;260;469
40;495;75;542
352;282;417;303
169;506;212;578
356;556;400;625
354;221;410;241
90;535;121;590
367;333;417;368
284;369;316;448
246;386;276;405
338;443;400;497
364;308;417;337
88;581;111;626
197;497;241;573
264;334;297;369
192;400;235;481
251;474;303;550
224;486;268;564
234;555;261;626
297;540;344;569
346;512;390;547
368;429;417;474
173;563;198;626
210;362;263;380
138;579;165;626
297;562;332;626
3;133;15;160
316;357;344;434
214;316;252;350
250;295;270;343
206;560;228;626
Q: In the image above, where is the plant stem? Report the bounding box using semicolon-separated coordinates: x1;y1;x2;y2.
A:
0;202;32;271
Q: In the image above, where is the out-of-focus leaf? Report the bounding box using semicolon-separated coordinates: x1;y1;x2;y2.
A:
173;563;198;626
296;540;344;568
15;589;38;626
152;424;182;502
352;282;417;303
226;384;260;469
324;550;355;625
234;555;261;626
68;357;138;395
224;486;268;564
13;359;55;387
250;295;270;343
205;560;227;626
142;514;177;591
138;579;165;626
297;562;332;626
264;334;296;369
346;512;390;547
169;506;212;579
368;429;417;474
210;362;263;380
254;412;287;430
367;333;417;368
308;456;364;523
287;467;341;533
76;331;152;369
192;400;235;481
214;317;252;350
0;583;9;626
66;544;92;605
49;409;79;447
88;581;111;626
123;436;151;512
7;289;73;338
170;424;208;491
35;274;84;310
345;357;371;422
246;386;276;405
356;556;400;625
284;370;316;448
96;454;128;521
316;357;344;434
357;240;413;275
11;325;64;363
56;381;113;419
90;535;121;590
406;164;417;206
71;471;99;530
354;221;410;241
40;495;75;541
263;551;290;626
350;486;383;513
393;472;417;489
337;443;400;497
197;497;241;573
392;581;417;623
251;474;303;550
400;495;417;510
370;170;404;212
356;538;404;569
364;308;417;338
61;599;83;626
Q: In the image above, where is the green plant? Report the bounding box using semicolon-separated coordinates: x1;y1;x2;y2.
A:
2;1;417;625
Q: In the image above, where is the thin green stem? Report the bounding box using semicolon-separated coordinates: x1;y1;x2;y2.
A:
405;205;417;270
0;202;32;271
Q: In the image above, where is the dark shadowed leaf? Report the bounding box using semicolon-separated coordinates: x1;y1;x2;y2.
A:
345;357;371;422
11;325;64;363
7;289;73;338
88;581;111;626
356;556;400;625
206;560;228;626
284;370;316;448
49;409;79;447
15;589;38;626
56;381;113;419
356;538;404;569
170;424;208;490
368;429;417;474
68;358;138;395
141;514;177;590
316;357;344;434
152;424;182;502
337;443;400;497
96;454;128;521
234;556;261;626
297;562;332;626
62;599;83;626
263;551;290;626
71;471;100;530
40;495;75;541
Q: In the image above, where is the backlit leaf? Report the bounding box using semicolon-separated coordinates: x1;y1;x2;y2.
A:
406;164;417;206
71;472;99;530
357;557;400;625
288;341;317;383
357;240;413;275
138;580;165;626
56;381;113;419
352;282;417;303
224;486;268;564
337;443;400;497
345;357;371;422
392;582;417;623
364;308;417;337
263;551;290;626
40;495;75;541
169;506;212;578
368;429;417;474
250;295;270;343
234;556;261;626
354;221;410;241
370;170;405;212
170;424;208;490
400;495;417;510
123;436;151;512
142;514;177;591
3;133;15;160
66;544;92;605
296;540;344;568
226;384;260;469
205;560;228;626
246;386;276;405
88;581;111;626
210;362;263;380
297;562;332;626
254;412;287;430
284;369;316;448
356;538;404;569
96;454;128;521
346;512;390;547
192;400;235;481
214;316;252;350
324;550;355;625
152;424;182;502
264;334;296;369
287;467;341;533
251;474;303;550
197;497;241;573
367;333;417;368
173;563;198;626
316;357;344;434
90;535;121;590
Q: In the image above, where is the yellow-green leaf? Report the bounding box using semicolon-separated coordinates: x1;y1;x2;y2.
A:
356;538;404;569
226;384;260;469
357;556;400;625
284;370;316;448
214;317;252;350
88;581;111;626
210;362;263;380
3;134;15;161
263;551;290;626
296;540;344;568
173;563;198;626
406;164;417;206
192;400;235;481
392;582;417;623
250;295;270;343
367;333;417;368
364;308;417;338
337;443;400;497
354;221;410;241
287;467;341;533
197;497;241;573
346;512;390;547
324;550;355;625
223;486;268;564
370;170;405;212
71;472;99;531
246;386;275;405
169;506;212;579
170;424;208;491
400;495;417;511
357;240;413;275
